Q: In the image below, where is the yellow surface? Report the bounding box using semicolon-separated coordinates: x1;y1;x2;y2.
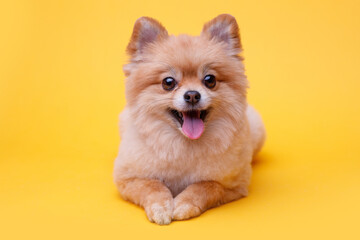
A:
1;0;360;239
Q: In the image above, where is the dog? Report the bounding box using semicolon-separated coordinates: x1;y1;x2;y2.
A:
114;14;266;225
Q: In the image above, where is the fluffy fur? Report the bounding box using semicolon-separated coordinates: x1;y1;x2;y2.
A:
114;14;266;225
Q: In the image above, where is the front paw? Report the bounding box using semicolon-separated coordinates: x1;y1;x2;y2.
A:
145;198;173;225
173;198;201;221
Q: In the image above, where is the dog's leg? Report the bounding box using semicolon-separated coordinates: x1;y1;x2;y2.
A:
116;178;173;225
173;181;247;220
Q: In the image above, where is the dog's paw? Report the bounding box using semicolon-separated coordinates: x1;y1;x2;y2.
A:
173;198;201;221
145;199;173;225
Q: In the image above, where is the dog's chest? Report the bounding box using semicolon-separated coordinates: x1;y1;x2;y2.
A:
143;145;245;194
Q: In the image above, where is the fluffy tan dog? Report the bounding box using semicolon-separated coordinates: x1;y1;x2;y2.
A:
114;14;265;225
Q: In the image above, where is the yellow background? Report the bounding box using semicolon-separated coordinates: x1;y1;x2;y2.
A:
1;0;360;239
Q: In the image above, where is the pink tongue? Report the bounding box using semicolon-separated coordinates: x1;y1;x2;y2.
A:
182;111;204;139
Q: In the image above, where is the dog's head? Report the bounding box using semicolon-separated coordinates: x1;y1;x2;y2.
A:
123;14;248;144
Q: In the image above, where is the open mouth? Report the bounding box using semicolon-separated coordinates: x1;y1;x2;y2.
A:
170;109;209;140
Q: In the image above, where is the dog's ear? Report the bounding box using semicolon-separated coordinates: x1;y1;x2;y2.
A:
127;17;168;57
201;14;242;54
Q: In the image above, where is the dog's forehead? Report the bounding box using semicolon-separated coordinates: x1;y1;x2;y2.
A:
149;34;220;75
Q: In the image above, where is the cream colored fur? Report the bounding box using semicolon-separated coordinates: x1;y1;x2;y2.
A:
114;14;265;225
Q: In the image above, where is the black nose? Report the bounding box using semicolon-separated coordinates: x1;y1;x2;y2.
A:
184;91;201;104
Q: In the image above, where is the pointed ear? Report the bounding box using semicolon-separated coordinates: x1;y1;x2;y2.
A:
201;14;242;54
127;17;168;57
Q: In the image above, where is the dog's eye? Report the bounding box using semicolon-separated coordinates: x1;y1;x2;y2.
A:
162;77;177;91
203;75;216;89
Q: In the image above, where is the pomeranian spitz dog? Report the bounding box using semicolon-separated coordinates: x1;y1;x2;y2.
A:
114;14;265;225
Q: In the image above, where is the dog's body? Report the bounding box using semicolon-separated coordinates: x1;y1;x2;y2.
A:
114;14;265;225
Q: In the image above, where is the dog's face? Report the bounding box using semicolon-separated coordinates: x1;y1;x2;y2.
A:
124;14;248;142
